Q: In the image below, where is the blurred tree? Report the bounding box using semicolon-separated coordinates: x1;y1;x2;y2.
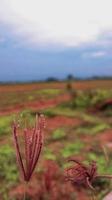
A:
46;77;59;82
66;74;76;99
67;74;74;81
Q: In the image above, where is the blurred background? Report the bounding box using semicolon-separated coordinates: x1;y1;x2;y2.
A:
0;0;112;199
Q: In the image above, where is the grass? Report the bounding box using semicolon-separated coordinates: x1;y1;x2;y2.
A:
0;145;18;200
0;111;36;136
0;115;14;136
43;148;57;161
61;140;84;158
52;128;66;140
43;106;101;120
76;123;110;135
43;107;79;118
42;109;57;118
0;88;61;110
88;152;112;174
36;88;61;96
0;145;18;184
0;144;19;199
61;89;112;110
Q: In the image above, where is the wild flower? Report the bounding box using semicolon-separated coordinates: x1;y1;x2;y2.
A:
12;114;45;182
65;158;112;190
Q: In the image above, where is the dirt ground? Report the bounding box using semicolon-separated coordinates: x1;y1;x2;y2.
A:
0;81;112;200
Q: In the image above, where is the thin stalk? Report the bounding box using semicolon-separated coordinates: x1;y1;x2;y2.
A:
23;181;28;200
90;191;96;200
96;175;112;179
101;145;109;165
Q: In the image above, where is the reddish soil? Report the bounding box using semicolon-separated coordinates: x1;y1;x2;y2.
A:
0;80;111;92
0;94;70;116
10;184;90;200
98;129;112;145
0;82;65;93
47;115;82;130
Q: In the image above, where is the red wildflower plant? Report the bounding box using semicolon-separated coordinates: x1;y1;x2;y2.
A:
65;158;112;190
12;113;45;182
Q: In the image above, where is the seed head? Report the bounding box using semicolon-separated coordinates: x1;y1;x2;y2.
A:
12;114;45;182
65;159;97;190
65;158;112;190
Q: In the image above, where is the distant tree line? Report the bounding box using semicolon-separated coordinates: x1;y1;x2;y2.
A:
0;75;112;84
45;75;112;82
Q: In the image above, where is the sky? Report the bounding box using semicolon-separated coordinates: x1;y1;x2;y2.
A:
0;0;112;81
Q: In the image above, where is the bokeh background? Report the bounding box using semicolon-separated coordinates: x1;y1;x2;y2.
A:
0;0;112;199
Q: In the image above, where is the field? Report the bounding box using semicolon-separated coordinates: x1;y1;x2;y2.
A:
0;80;112;200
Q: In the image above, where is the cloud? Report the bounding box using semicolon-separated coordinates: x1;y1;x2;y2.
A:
82;51;107;58
0;0;112;48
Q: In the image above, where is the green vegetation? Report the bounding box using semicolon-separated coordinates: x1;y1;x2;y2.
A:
43;107;78;118
0;145;18;183
61;89;112;109
88;152;112;174
43;105;107;122
36;88;61;96
0;115;13;136
61;141;84;158
76;122;110;135
43;109;57;118
0;145;18;200
0;88;61;110
0;111;35;136
43;148;56;160
52;128;66;140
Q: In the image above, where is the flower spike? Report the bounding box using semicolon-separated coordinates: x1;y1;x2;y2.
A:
12;114;45;182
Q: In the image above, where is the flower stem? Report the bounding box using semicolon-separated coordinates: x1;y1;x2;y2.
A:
23;181;28;200
91;191;96;200
96;175;112;179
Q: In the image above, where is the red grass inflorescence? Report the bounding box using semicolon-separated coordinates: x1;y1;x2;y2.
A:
12;114;45;182
65;158;112;190
65;159;97;190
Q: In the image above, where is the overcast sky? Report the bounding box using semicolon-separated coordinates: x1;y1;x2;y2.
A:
0;0;112;81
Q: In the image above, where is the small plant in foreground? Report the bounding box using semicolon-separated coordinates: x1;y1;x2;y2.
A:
12;114;45;182
65;158;112;190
